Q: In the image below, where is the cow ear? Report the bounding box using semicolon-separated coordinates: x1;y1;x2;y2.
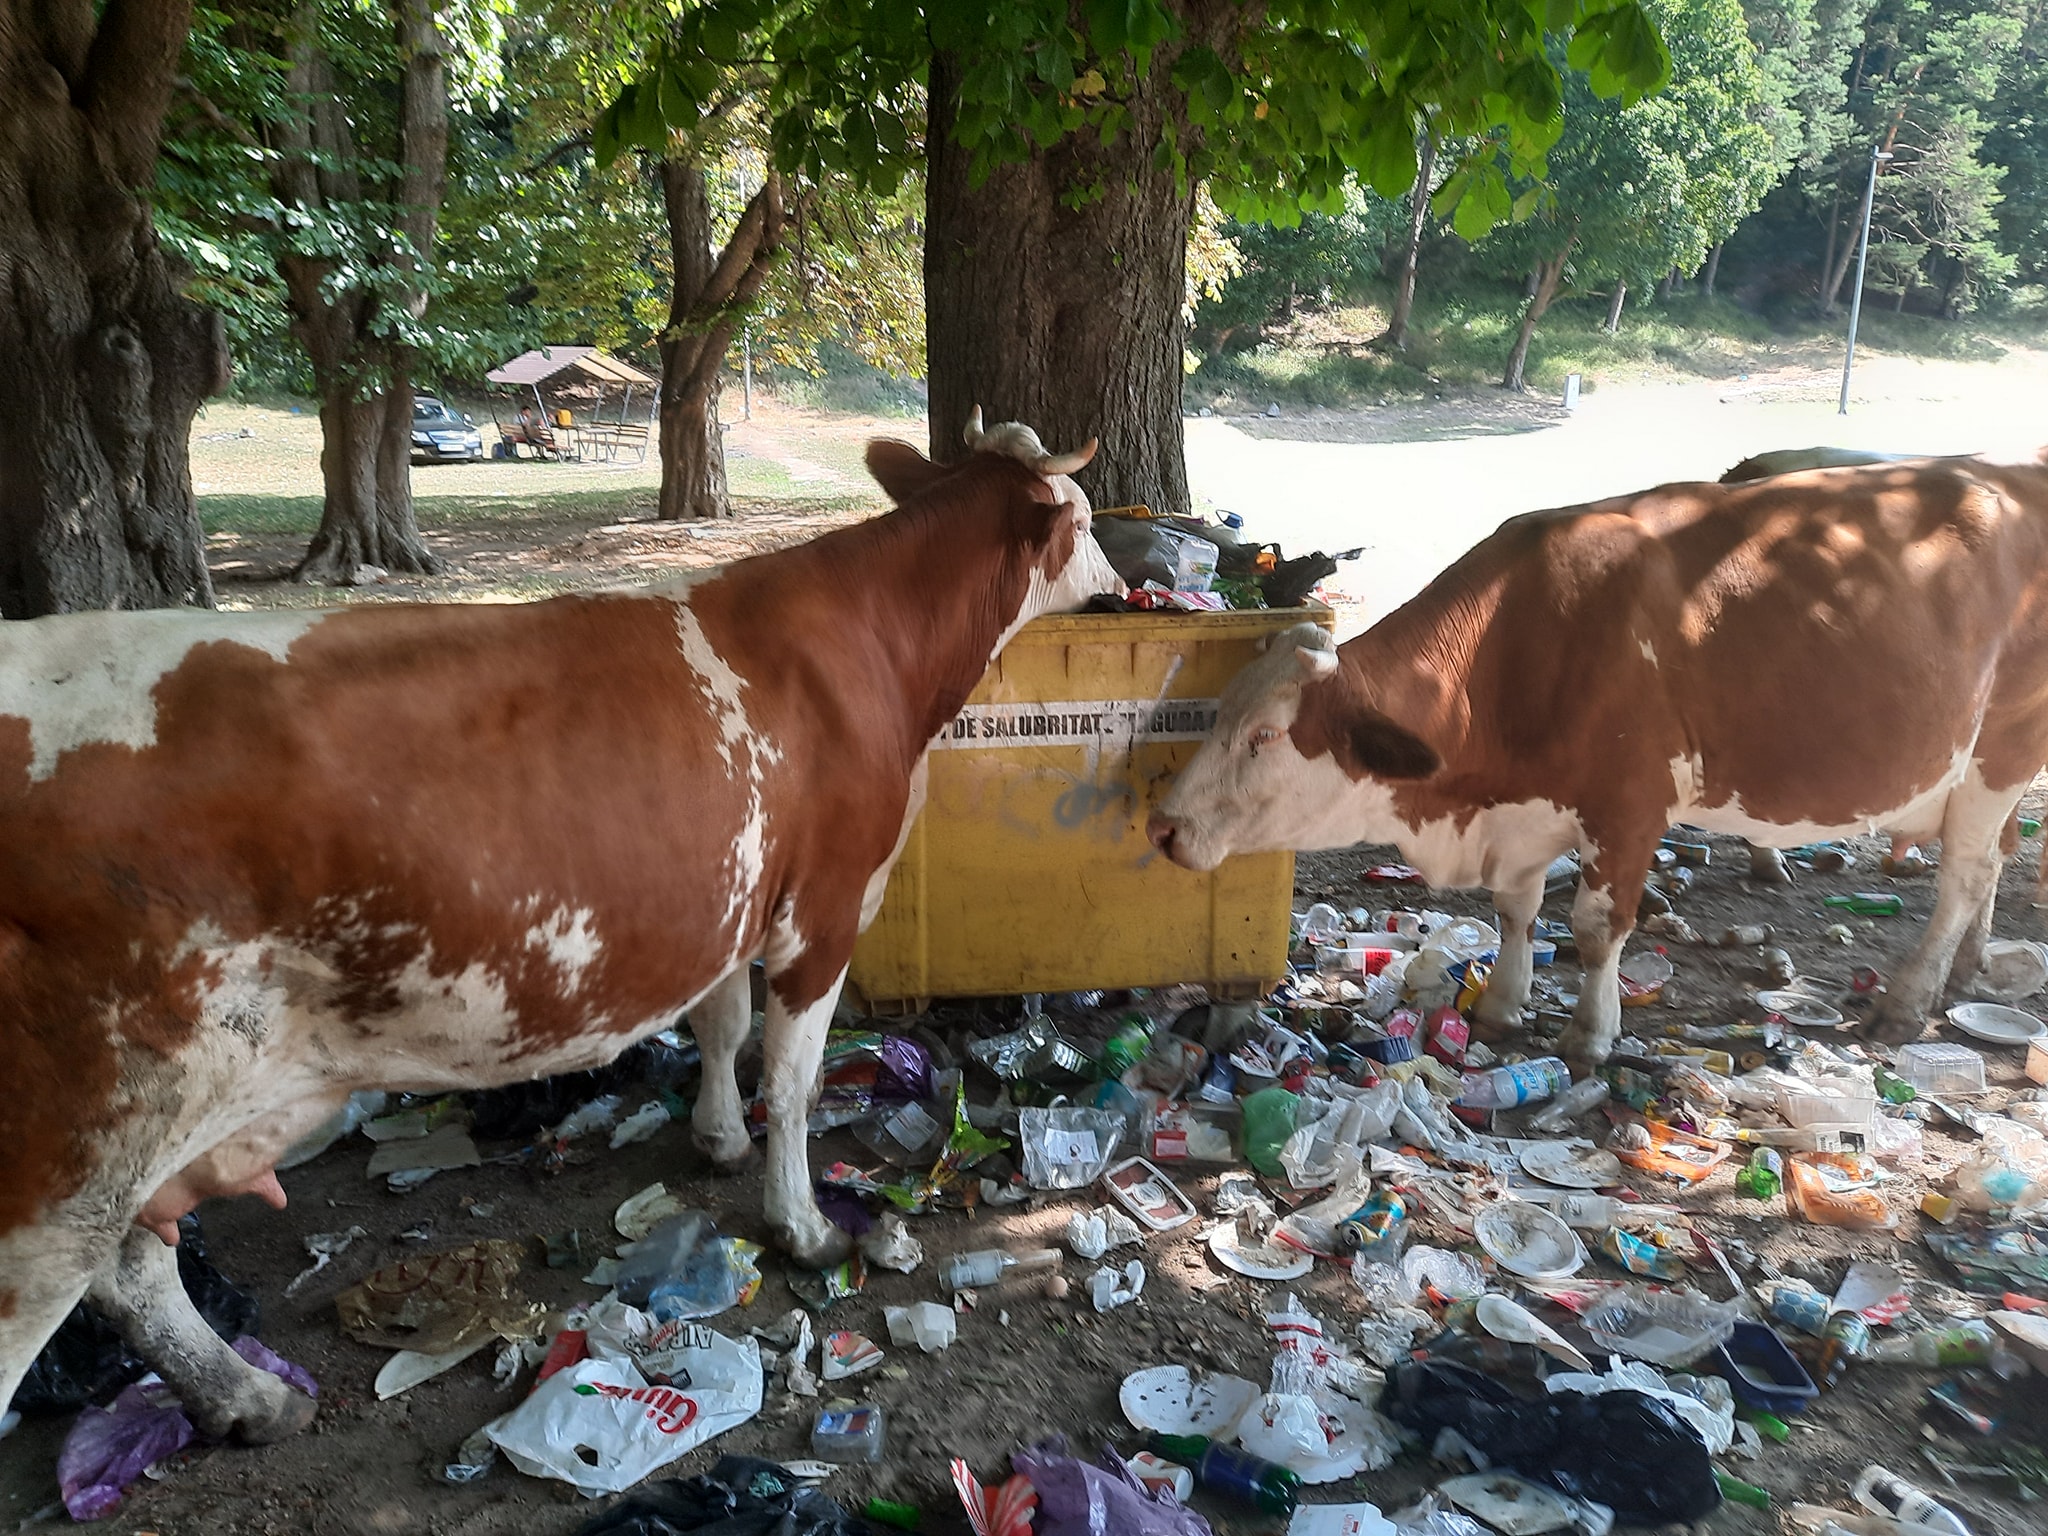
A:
1350;710;1439;780
866;438;949;503
1296;645;1339;680
1027;497;1082;564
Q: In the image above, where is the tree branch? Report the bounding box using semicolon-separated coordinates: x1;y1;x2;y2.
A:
82;0;197;186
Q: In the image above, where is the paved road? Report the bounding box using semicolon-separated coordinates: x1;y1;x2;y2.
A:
1185;345;2048;637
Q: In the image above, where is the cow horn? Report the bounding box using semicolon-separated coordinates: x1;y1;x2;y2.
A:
963;405;987;449
1036;438;1098;477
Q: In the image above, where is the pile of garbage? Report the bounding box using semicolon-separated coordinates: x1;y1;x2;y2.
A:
1087;507;1355;613
24;845;2048;1532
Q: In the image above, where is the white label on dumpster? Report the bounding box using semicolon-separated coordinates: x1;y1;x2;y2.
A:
931;697;1220;750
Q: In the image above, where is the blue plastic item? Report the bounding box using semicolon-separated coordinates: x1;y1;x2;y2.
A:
1711;1320;1819;1416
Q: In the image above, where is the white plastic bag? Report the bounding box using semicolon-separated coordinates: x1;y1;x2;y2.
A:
484;1343;762;1495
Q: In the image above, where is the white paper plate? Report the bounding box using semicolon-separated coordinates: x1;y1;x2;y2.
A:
1119;1364;1259;1436
1947;1001;2048;1044
1473;1203;1587;1281
1208;1223;1315;1281
1517;1141;1622;1189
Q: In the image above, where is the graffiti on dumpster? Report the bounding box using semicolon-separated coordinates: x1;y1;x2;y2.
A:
930;697;1220;751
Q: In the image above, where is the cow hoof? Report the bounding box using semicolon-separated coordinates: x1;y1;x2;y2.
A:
233;1388;318;1446
692;1130;757;1175
783;1221;854;1270
1859;1007;1930;1047
1747;848;1793;886
1467;1008;1520;1044
1556;1029;1612;1078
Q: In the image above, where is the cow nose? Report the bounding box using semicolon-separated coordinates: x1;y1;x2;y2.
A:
1146;812;1176;853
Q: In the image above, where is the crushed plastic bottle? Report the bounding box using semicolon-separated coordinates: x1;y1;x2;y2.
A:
1849;1465;1971;1536
1458;1057;1570;1109
1862;1320;1997;1368
1526;1076;1611;1132
937;1247;1060;1292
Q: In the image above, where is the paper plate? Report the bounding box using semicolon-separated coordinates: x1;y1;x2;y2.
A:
1517;1142;1621;1189
1118;1364;1259;1437
1208;1223;1314;1281
1946;1001;2048;1044
1439;1472;1580;1536
1474;1202;1587;1281
1754;990;1845;1029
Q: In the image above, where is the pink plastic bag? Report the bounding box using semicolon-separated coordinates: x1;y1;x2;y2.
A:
58;1338;316;1520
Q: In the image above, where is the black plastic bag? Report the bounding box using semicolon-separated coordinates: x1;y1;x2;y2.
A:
17;1215;260;1413
1383;1360;1720;1526
575;1456;871;1536
465;1036;697;1143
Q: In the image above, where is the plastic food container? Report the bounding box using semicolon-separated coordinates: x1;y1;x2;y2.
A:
1776;1079;1879;1132
1896;1042;1989;1097
1710;1321;1820;1416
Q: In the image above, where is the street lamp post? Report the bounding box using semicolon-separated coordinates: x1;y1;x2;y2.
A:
1839;145;1894;415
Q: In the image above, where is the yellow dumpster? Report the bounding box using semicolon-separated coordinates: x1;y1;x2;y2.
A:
848;605;1334;1012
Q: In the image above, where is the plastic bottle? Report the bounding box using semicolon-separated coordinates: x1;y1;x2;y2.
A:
1241;1087;1299;1178
1145;1433;1302;1517
1298;902;1345;947
613;1210;720;1307
1457;1056;1570;1109
812;1405;887;1463
1849;1466;1972;1536
1863;1320;1996;1367
1098;1016;1155;1079
1526;1076;1611;1132
1873;1065;1918;1104
937;1246;1061;1292
1825;893;1906;916
1735;1147;1784;1200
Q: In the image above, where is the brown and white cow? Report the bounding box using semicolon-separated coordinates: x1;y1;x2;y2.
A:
0;417;1119;1440
1147;449;2048;1071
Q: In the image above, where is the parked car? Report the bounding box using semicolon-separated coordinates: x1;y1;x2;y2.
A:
410;396;485;463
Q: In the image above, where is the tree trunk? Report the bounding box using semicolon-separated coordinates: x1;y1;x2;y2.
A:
656;160;785;521
1819;184;1844;312
1605;281;1627;334
1502;237;1575;393
276;0;445;584
925;42;1198;513
1701;242;1723;298
1378;129;1437;350
1657;266;1678;301
0;0;221;618
300;353;429;580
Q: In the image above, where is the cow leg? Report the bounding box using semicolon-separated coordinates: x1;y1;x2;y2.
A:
1946;874;2001;997
1473;866;1547;1039
688;963;756;1172
87;1229;315;1443
0;1224;109;1419
1557;838;1655;1072
759;969;853;1268
1747;843;1792;885
1869;772;2020;1044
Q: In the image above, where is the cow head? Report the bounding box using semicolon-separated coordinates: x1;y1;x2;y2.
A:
866;409;1124;614
1147;622;1439;869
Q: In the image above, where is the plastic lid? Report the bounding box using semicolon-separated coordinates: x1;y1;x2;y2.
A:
1221;511;1244;529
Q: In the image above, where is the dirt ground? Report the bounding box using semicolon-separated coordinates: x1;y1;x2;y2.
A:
7;403;2048;1536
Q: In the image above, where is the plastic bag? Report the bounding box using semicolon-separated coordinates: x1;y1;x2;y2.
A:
615;1213;763;1321
1787;1157;1894;1229
335;1240;540;1355
19;1215;259;1414
58;1338;316;1520
573;1455;865;1535
1011;1437;1213;1536
1019;1106;1124;1189
485;1343;763;1496
1381;1360;1720;1526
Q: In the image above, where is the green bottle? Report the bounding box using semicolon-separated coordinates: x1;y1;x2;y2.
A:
1146;1432;1301;1516
1734;1147;1782;1200
1825;892;1905;916
1097;1016;1154;1079
1716;1471;1772;1509
1873;1064;1917;1104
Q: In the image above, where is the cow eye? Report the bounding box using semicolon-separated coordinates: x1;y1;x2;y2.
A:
1247;726;1282;755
